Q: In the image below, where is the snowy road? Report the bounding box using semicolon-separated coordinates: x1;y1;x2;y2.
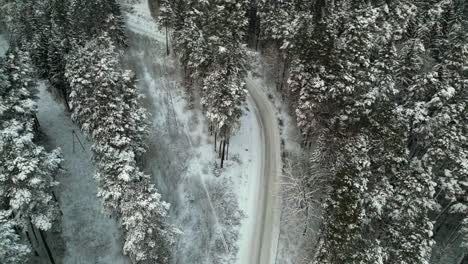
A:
243;77;282;264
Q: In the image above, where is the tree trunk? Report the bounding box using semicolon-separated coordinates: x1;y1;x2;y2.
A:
226;138;230;160
72;130;75;153
254;0;261;51
214;132;217;152
39;230;56;264
279;58;288;93
29;221;39;242
61;86;70;112
165;23;170;56
256;24;261;51
303;207;309;236
33;114;40;131
221;140;227;168
276;47;282;91
219;139;223;158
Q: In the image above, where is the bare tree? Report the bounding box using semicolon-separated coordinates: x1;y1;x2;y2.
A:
282;151;329;235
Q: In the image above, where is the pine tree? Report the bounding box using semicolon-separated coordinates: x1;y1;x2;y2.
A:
66;33;148;209
47;0;70;100
164;0;250;165
121;181;178;263
0;50;62;230
68;0;127;46
66;34;178;263
0;210;30;264
6;0;51;76
201;68;246;141
258;0;296;43
317;136;378;264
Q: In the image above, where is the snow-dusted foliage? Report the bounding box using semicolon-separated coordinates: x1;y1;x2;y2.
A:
259;0;467;263
5;1;178;262
5;0;51;75
0;50;62;231
161;0;249;141
47;0;69;94
66;33;178;263
66;34;148;166
201;68;246;139
120;182;179;263
0;210;30;264
4;0;127;95
68;0;127;47
257;0;301;43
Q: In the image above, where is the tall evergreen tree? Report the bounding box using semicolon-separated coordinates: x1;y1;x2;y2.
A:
68;0;126;46
66;33;148;209
0;50;62;230
66;34;178;263
0;210;30;264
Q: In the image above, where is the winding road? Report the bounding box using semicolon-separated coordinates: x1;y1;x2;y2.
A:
243;77;283;264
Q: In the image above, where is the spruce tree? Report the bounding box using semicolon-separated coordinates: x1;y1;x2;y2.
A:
0;50;62;230
0;210;30;264
66;34;177;263
68;0;127;46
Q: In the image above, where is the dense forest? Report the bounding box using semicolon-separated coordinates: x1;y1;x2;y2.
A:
0;0;467;263
0;0;177;263
160;0;468;262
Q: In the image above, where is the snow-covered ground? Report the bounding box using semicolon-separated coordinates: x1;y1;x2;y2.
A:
36;83;130;264
122;1;267;263
122;0;165;43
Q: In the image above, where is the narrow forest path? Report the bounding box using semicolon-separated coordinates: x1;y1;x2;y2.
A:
36;84;129;264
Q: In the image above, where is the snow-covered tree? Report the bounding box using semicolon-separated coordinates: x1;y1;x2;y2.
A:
316;136;376;264
47;0;70;100
68;0;126;46
66;33;148;209
257;0;296;43
163;0;250;166
6;0;51;76
255;0;466;263
201;67;246;140
0;50;61;230
0;210;30;264
121;181;178;263
66;34;178;263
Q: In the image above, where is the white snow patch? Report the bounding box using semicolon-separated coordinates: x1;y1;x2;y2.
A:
122;0;166;43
